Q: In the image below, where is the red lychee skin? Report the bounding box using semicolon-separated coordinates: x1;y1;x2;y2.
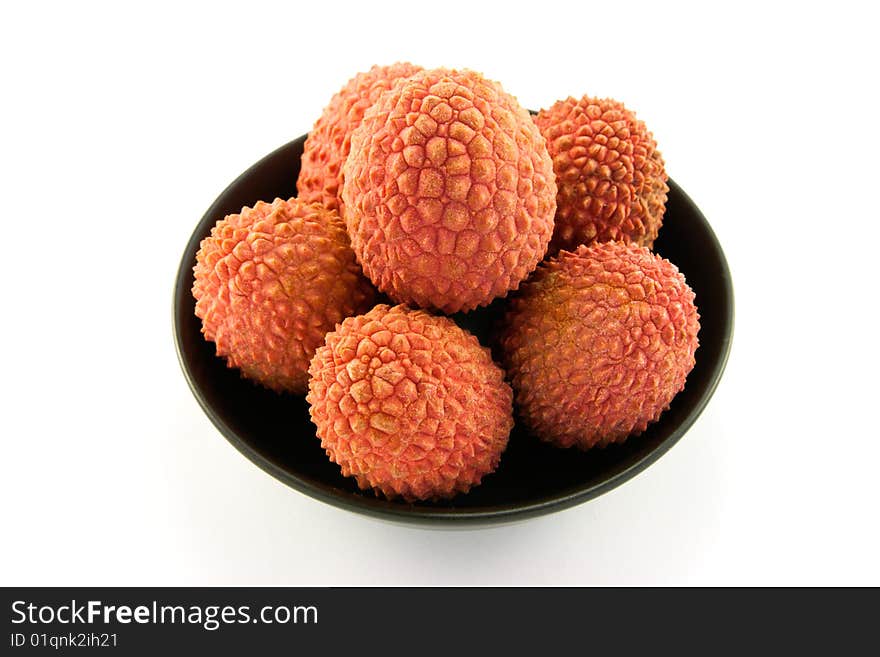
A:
193;198;376;394
307;304;513;501
297;62;423;213
535;96;668;254
342;68;557;314
499;242;699;450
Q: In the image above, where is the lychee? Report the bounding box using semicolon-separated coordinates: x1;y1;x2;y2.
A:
499;242;699;450
342;68;557;314
535;96;668;253
297;62;423;213
193;197;376;394
307;304;513;501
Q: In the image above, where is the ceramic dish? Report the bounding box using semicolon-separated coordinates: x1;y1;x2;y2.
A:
172;135;734;526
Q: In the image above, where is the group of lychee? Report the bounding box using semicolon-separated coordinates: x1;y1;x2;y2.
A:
193;63;700;502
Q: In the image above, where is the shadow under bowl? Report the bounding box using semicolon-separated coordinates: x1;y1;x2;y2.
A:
172;135;734;527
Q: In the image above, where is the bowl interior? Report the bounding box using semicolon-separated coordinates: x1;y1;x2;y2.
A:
173;136;733;525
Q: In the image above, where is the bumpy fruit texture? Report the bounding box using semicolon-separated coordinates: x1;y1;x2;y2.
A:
193;198;376;394
297;62;423;213
342;68;557;314
307;304;513;501
535;96;668;253
500;242;699;449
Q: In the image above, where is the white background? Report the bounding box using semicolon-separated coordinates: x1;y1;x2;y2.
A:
1;1;877;585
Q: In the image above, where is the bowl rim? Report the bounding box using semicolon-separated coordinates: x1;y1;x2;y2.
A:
172;136;735;526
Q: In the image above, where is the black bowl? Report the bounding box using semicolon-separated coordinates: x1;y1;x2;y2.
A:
173;135;734;526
